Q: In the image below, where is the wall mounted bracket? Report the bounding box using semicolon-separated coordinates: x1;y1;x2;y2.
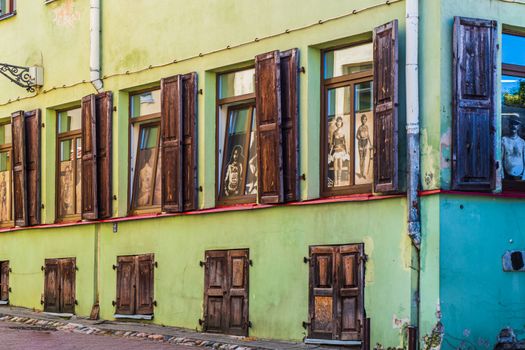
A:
0;63;43;92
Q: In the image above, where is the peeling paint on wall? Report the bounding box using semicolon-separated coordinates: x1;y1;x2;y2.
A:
392;314;409;331
440;128;451;170
52;0;80;28
363;236;375;284
421;128;439;189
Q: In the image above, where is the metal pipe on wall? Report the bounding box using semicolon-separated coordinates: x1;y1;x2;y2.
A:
90;0;103;91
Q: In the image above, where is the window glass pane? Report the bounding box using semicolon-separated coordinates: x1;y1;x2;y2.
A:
0;0;12;15
133;125;160;208
327;86;352;188
502;75;525;181
58;108;81;133
503;33;525;66
324;43;373;79
245;108;258;195
354;82;374;185
0;124;11;145
131;90;161;118
58;139;75;217
219;69;255;99
60;139;72;161
0;151;10;222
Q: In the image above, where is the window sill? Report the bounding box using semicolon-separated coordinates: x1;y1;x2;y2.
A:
114;314;153;320
43;312;74;318
305;338;362;346
0;300;8;305
0;12;16;22
419;189;525;199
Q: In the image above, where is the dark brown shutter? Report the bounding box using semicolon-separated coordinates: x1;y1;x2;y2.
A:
81;95;98;220
373;20;399;193
255;51;284;204
136;254;154;315
452;17;497;191
161;75;183;213
116;256;135;315
44;259;60;313
280;49;300;202
95;92;113;218
203;250;228;333
11;111;28;227
338;244;365;341
25;110;41;226
309;246;336;340
60;258;76;314
227;250;249;336
182;72;198;211
0;261;9;302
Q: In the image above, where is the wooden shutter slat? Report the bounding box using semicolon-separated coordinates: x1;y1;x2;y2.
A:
25;110;41;226
452;17;497;191
11;111;28;227
60;258;76;314
81;95;98;220
136;254;154;315
95;92;113;218
44;259;60;313
182;72;198;211
116;256;135;315
226;249;249;336
255;51;284;204
0;261;9;301
373;20;399;193
280;49;300;202
161;75;184;213
338;244;364;341
203;250;228;333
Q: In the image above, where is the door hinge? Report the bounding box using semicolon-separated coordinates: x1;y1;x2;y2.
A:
153;261;158;268
198;318;205;326
303;257;311;264
41;266;45;272
153;300;157;307
302;321;311;329
359;254;368;263
75;265;79;271
199;260;206;267
112;300;116;306
74;300;78;305
249;259;253;267
112;264;118;270
246;320;252;328
8;287;12;293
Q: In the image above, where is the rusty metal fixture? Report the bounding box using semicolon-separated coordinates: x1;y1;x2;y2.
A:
0;63;35;92
494;328;525;350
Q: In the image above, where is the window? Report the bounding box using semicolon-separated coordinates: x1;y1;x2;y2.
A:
114;254;155;318
501;32;525;191
321;43;374;196
0;261;9;304
217;69;257;205
129;89;162;212
56;108;81;220
0;0;15;19
43;258;76;314
0;122;12;227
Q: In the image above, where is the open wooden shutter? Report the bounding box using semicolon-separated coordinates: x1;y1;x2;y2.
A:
338;244;365;341
11;111;28;227
280;49;300;202
25;110;41;226
136;254;154;315
60;258;76;314
255;51;284;204
161;75;183;213
182;72;198;211
203;250;228;333
116;256;135;315
95;92;113;218
44;259;60;313
0;261;9;301
226;250;249;336
373;20;399;193
81;95;98;220
452;17;497;191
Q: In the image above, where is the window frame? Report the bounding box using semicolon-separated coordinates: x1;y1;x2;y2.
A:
320;43;374;197
128;88;162;215
502;30;525;192
0;121;12;228
0;0;15;21
55;107;82;222
215;67;257;206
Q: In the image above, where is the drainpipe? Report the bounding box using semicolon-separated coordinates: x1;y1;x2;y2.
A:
90;0;103;92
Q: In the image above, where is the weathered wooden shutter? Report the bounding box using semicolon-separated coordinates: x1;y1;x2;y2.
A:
161;75;183;213
95;92;113;218
25;110;41;226
255;51;284;204
116;256;135;315
60;258;76;314
309;246;336;340
182;72;198;211
81;95;98;220
280;49;300;202
11;111;28;227
203;250;228;333
452;17;497;190
373;20;399;193
44;259;60;313
227;250;249;336
0;261;9;301
136;254;154;315
338;244;365;341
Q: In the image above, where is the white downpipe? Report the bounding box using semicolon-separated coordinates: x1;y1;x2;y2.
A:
90;0;103;91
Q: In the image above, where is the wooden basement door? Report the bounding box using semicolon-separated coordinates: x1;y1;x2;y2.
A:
308;244;365;341
203;249;249;336
44;258;76;314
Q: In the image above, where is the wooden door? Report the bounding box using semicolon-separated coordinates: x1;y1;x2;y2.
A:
203;250;228;333
136;254;154;315
44;259;60;313
226;250;249;336
0;261;9;301
115;256;136;315
60;258;76;314
308;244;365;341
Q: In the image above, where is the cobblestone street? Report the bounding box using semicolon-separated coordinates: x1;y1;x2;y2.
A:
0;321;195;350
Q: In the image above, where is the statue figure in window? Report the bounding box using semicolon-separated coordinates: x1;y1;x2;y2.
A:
329;116;350;187
502;114;525;180
224;145;243;196
356;113;372;179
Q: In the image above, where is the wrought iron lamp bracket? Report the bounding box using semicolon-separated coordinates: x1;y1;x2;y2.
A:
0;63;42;92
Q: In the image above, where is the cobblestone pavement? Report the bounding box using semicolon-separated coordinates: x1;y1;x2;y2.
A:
0;320;196;350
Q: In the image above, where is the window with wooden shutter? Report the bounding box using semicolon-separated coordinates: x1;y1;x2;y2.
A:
44;258;76;314
203;249;249;336
373;20;399;193
0;261;9;303
308;244;365;342
115;254;155;316
0;122;13;227
452;17;497;191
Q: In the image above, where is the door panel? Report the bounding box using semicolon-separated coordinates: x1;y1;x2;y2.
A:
44;259;60;313
116;256;136;315
204;251;227;333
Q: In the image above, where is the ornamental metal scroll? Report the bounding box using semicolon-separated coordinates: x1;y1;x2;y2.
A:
0;63;35;92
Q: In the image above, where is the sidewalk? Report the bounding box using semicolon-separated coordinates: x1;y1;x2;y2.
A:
0;306;342;350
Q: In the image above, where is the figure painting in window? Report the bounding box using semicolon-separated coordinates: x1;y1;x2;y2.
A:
328;115;351;187
502;113;525;180
355;111;374;185
59;163;74;216
245;127;258;195
136;150;155;207
223;145;244;197
0;172;8;222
